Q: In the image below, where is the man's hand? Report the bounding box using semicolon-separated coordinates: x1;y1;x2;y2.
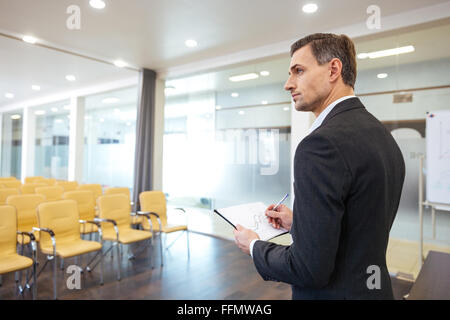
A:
265;204;293;231
233;224;259;256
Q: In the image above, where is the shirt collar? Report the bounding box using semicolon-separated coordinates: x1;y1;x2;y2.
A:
307;95;356;135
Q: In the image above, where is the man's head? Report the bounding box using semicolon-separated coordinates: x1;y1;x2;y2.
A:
284;33;357;113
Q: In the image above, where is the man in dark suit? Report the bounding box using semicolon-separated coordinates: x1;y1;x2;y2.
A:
233;33;405;299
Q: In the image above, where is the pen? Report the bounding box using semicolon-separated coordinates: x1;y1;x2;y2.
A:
273;193;289;211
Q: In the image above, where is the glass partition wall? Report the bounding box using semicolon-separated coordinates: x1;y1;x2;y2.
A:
83;86;138;190
1;110;23;178
33;100;70;180
163;59;292;210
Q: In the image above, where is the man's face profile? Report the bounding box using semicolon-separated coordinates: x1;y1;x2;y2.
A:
284;44;331;113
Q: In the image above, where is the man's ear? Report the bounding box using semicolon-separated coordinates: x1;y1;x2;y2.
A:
329;58;343;83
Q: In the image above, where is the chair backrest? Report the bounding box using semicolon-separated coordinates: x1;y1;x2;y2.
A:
139;191;168;228
6;194;45;233
0;205;17;257
55;181;79;192
21;183;47;194
0;188;20;205
0;177;18;181
78;184;103;200
35;186;64;201
105;187;131;208
2;180;22;189
97;194;130;229
63;190;96;221
37;200;81;250
24;176;45;184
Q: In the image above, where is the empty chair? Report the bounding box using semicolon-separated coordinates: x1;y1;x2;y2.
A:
35;186;64;201
104;187;140;225
63;191;98;235
96;194;156;280
2;180;22;189
78;184;103;200
139;191;189;266
24;177;45;184
21;183;47;194
7;194;46;245
55;181;79;192
0;188;20;205
0;205;37;299
35;200;103;299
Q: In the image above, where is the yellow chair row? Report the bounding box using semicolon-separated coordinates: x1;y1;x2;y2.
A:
0;189;188;299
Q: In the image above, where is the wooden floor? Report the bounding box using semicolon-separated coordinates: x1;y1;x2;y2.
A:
0;232;412;300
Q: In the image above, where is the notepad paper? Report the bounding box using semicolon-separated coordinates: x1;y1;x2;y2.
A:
215;202;288;241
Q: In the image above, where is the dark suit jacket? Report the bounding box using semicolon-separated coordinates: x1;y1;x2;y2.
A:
253;97;405;299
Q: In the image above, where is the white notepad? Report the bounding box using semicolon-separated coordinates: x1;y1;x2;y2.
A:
214;202;288;241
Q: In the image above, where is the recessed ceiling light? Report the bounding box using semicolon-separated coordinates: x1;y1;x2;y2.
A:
238;111;245;115
302;3;318;13
89;0;106;9
377;73;388;79
114;60;127;68
261;100;268;105
185;39;198;48
22;35;37;44
357;46;414;59
34;110;46;115
32;85;41;91
231;92;239;98
215;106;222;110
55;119;63;124
229;73;259;82
260;71;270;76
65;74;76;82
283;107;290;111
10;114;21;120
51;107;59;112
102;97;119;104
5;93;14;99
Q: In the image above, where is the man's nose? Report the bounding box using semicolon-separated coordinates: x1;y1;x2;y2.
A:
284;77;294;92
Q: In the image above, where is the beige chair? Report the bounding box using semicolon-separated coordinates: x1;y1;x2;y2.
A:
35;186;64;202
139;191;189;266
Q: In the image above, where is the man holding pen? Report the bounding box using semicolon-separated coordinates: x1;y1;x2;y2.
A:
233;33;405;299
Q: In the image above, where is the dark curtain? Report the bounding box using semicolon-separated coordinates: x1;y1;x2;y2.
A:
132;68;156;208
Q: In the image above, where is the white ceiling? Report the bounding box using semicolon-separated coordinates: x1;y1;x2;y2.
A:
0;0;449;108
0;0;447;69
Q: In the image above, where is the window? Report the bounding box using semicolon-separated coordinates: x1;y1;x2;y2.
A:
1;111;23;178
83;86;138;189
33;101;70;179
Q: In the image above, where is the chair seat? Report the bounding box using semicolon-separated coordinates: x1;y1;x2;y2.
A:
144;223;187;233
80;223;98;234
40;239;102;258
0;254;33;274
102;227;152;244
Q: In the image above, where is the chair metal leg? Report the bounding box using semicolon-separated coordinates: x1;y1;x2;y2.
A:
60;258;64;270
53;255;57;300
186;230;190;261
99;247;104;285
160;232;163;267
0;275;2;286
116;242;121;281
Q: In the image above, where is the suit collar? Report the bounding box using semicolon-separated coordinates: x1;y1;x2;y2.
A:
320;96;364;126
